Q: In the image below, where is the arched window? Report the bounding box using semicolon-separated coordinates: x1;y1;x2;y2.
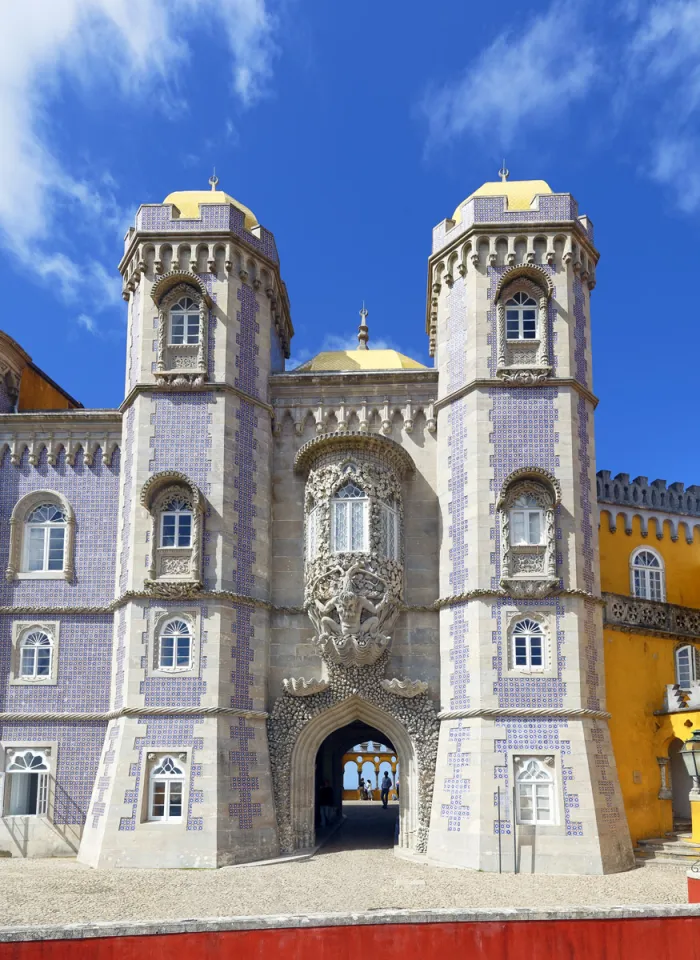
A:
505;292;538;340
675;645;700;689
18;629;53;680
380;499;400;560
160;498;192;548
148;755;185;822
306;503;319;562
6;750;49;816
510;494;543;546
331;482;368;553
631;548;665;601
24;504;66;573
169;297;200;345
511;619;544;672
515;756;555;825
158;618;192;671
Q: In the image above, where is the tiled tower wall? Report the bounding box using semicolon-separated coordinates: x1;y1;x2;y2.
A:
427;195;633;874
79;206;280;867
0;448;119;856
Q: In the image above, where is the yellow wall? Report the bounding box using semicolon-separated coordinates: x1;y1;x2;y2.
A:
600;512;700;844
17;365;78;412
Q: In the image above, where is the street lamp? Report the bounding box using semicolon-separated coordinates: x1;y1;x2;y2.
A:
681;730;700;792
681;730;700;844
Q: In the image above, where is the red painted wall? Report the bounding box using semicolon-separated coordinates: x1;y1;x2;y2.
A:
3;918;700;960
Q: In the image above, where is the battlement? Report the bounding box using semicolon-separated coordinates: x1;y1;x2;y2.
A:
597;470;700;518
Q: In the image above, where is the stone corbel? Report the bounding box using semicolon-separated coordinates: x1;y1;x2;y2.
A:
358;402;369;435
283;678;329;697
403;402;414;434
426;402;437;434
381;678;428;698
10;439;27;466
381;400;392;436
28;437;44;466
208;258;216;274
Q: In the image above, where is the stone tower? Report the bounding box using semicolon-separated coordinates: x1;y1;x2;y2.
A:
78;184;291;867
425;177;635;874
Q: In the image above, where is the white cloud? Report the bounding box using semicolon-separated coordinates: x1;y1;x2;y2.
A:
0;0;278;312
76;313;97;334
422;5;598;148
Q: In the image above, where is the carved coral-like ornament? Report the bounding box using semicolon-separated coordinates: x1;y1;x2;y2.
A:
381;678;428;698
315;631;391;667
282;677;329;697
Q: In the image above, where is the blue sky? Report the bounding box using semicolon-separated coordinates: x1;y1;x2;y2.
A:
1;0;698;485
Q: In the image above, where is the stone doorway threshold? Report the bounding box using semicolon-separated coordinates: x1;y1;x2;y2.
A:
228;816;346;870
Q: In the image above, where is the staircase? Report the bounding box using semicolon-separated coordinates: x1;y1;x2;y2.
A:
635;822;700;864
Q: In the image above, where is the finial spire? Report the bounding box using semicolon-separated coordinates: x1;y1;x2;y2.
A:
358;302;369;350
498;160;509;183
209;168;219;191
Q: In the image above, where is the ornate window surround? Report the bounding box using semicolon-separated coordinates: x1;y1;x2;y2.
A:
496;266;553;383
141;472;204;597
144;751;188;824
630;546;665;602
497;467;560;599
10;621;60;686
151;271;212;386
148;610;200;678
675;643;700;690
1;742;56;819
514;754;558;826
504;612;555;678
6;490;75;582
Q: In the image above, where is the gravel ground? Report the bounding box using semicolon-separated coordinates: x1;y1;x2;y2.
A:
0;805;688;926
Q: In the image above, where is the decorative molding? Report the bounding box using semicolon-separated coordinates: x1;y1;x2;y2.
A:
294;431;415;477
496;276;551;377
282;678;329;697
0;434;120;468
153;280;209;385
140;472;204;590
150;270;213;308
272;399;437;438
498;474;558;596
597;470;700;520
381;678;429;698
0;705;268;722
603;592;700;641
497;467;562;508
494;263;555;300
120;381;274;417
437;707;611;720
434;377;599;412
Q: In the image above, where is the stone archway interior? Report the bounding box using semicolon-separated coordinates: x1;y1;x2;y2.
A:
316;721;394;826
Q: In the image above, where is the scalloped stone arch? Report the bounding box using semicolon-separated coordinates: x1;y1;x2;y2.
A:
497;466;562;509
150;270;212;307
6;489;76;582
495;263;554;300
289;696;419;851
140;471;204;591
294;432;415;478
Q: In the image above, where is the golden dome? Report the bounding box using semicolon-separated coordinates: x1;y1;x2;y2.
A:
452;179;553;224
294;349;427;372
163;190;258;231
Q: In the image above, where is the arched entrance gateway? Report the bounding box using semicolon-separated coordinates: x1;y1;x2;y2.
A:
267;431;439;855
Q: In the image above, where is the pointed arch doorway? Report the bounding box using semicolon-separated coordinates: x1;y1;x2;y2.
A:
270;694;429;854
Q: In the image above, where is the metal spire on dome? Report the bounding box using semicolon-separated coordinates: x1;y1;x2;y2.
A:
209;168;219;191
498;160;509;183
358;302;369;349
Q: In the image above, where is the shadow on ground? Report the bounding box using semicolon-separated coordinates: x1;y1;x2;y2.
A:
317;800;398;854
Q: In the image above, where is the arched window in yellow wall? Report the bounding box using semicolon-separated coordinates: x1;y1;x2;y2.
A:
675;645;700;689
630;548;665;602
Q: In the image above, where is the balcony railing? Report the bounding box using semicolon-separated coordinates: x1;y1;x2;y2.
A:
603;592;700;640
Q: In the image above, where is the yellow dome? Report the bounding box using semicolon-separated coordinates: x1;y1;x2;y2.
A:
295;349;427;372
163;190;258;231
452;179;553;224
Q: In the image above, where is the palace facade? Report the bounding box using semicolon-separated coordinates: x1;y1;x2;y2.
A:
0;177;697;873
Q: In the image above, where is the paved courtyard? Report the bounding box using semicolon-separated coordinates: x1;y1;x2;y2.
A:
0;804;688;926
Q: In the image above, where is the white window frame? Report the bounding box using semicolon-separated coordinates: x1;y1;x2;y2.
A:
22;504;67;574
168;297;200;346
159;501;193;549
380;501;400;561
505;291;538;341
306;505;319;562
675;645;700;689
331;483;369;554
148;754;186;823
515;756;556;826
157;618;193;672
4;749;50;818
511;618;545;673
509;495;544;546
18;629;53;680
630;547;665;602
10;622;59;686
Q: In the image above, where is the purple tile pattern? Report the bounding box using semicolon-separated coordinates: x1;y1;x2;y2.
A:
446;277;467;392
126;294;141;394
228;717;261;829
573;277;589;389
235;285;261;399
0;448;120;606
492;598;565;709
447;399;468;594
231;401;257;595
440;723;471;831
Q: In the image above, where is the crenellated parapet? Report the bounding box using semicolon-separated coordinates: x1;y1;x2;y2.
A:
597;470;700;517
0;412;121;467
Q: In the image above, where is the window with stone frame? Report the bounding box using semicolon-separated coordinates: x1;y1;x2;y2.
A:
497;470;560;598
10;622;60;686
495;271;552;379
515;756;556;825
510;618;546;673
152;275;210;385
141;472;204;592
675;644;700;689
147;754;186;822
379;499;400;561
630;548;665;602
6;491;76;583
4;749;50;817
157;618;193;672
331;481;369;553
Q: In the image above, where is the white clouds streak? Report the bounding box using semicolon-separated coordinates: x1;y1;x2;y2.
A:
422;7;598;149
0;0;277;323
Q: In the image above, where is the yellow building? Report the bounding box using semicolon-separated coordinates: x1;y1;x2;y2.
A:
599;471;700;851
